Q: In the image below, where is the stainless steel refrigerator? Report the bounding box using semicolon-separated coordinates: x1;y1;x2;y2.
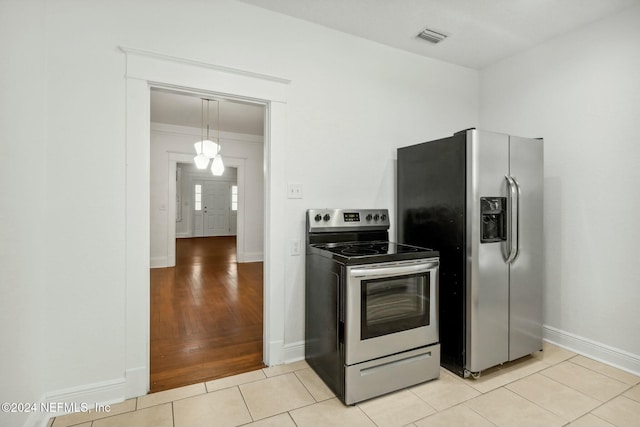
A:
397;128;543;377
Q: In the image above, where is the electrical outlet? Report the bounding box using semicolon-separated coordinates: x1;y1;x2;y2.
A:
287;183;303;199
290;239;301;256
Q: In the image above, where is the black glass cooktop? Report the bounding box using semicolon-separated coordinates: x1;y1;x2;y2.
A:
314;241;433;257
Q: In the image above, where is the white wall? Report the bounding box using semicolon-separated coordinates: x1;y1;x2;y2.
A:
1;1;477;425
151;123;261;266
0;2;47;426
480;5;640;370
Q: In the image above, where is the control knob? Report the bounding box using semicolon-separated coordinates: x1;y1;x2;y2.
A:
373;214;380;221
314;214;322;222
381;214;387;221
366;214;373;221
323;214;331;221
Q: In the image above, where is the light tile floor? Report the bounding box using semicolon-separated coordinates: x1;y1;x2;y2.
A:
50;343;640;427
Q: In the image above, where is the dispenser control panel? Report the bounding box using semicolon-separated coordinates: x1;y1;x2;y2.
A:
480;197;506;243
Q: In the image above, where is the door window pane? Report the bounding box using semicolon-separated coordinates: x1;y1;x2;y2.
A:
231;185;238;211
195;184;202;211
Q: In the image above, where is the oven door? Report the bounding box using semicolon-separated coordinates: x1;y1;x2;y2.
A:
345;258;439;366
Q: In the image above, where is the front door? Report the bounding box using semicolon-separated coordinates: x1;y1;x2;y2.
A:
193;180;231;237
202;181;230;236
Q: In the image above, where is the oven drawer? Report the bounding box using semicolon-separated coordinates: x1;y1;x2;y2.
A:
344;344;440;405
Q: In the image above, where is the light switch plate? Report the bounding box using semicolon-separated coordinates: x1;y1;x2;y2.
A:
287;183;303;199
290;239;301;256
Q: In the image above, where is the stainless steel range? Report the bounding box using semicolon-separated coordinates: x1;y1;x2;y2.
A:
305;208;441;405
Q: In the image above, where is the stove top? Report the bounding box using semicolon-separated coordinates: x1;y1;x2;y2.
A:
306;208;439;264
310;240;438;264
314;241;425;257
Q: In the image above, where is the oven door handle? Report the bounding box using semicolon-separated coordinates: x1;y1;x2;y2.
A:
349;261;439;278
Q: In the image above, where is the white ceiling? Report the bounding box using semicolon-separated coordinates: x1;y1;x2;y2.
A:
152;0;639;130
150;89;265;137
239;0;640;69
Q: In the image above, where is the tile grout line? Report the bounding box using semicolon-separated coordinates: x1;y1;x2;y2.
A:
587;394;640;424
292;370;318;403
456;400;500;427
354;399;381;427
504;361;639;426
567;356;640;386
292;368;334;404
454;359;563;424
284;412;299;427
503;375;595;424
235;385;255;423
541;359;635;403
541;362;633;398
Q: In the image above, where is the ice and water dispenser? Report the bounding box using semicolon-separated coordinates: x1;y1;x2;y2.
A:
480;197;506;243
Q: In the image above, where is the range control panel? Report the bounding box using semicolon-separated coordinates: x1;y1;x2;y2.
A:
307;209;390;232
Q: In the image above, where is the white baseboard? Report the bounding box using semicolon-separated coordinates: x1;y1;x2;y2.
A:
176;232;191;238
124;366;148;399
266;340;304;367
150;256;168;268
25;369;148;427
25;376;127;427
543;324;640;376
239;252;263;263
283;340;305;364
268;339;284;366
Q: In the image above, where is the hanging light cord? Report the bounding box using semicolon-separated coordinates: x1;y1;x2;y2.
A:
206;99;210;142
217;99;221;155
200;98;205;153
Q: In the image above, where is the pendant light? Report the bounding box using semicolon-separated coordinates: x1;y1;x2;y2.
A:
211;99;225;176
193;98;219;169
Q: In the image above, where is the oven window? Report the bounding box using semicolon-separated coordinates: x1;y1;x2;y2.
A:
361;273;430;340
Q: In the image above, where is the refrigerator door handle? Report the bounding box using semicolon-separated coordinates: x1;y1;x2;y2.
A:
505;175;520;264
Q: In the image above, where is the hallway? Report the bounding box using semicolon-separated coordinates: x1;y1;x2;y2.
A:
150;236;264;393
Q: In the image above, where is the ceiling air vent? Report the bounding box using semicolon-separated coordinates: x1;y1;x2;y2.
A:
417;28;448;44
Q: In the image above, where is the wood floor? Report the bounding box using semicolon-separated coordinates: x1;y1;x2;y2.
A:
150;236;264;393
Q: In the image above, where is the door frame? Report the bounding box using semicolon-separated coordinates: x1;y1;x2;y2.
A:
122;46;290;397
169;155;245;265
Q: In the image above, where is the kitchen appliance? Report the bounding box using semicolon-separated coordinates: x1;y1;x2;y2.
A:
305;208;441;405
397;129;543;378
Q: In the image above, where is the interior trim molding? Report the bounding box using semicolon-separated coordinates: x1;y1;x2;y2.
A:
123;46;290;401
150;256;168;269
27;376;128;427
283;340;305;364
543;324;640;376
119;46;291;85
240;251;264;263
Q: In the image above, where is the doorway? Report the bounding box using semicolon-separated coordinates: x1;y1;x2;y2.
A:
123;48;289;398
149;89;266;392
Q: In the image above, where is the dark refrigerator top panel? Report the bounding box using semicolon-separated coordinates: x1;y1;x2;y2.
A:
397;132;467;249
396;131;468;376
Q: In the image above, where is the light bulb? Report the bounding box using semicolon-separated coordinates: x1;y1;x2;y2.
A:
194;153;210;169
211;154;225;176
202;140;218;158
194;140;219;158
